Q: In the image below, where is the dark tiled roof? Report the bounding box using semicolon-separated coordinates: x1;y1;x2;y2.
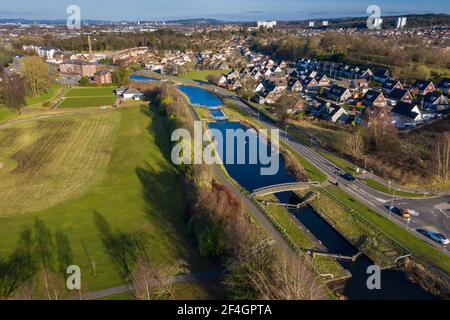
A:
392;101;419;119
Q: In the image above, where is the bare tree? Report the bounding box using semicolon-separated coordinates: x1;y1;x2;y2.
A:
81;238;97;277
434;132;450;186
129;257;156;300
251;255;327;300
154;260;187;300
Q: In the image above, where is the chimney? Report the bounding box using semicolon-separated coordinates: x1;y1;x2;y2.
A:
88;35;93;60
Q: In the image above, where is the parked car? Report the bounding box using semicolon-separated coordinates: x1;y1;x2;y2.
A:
341;173;356;182
426;231;450;245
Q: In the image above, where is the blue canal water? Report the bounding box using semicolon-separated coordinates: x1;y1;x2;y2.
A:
129;75;159;82
177;85;222;107
209;109;226;119
206;120;436;300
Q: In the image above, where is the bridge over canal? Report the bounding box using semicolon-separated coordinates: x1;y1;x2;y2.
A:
251;181;320;198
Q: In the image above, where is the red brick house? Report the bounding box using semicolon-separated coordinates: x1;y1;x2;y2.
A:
60;59;97;77
94;70;112;84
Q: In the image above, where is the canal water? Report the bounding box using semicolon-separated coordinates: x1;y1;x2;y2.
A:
177;85;222;107
129;75;159;82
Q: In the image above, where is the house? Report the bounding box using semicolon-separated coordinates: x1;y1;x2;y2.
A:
358;68;374;80
59;59;97;77
372;68;390;83
94;70;112;84
349;79;369;96
392;101;423;123
315;74;330;87
423;92;449;112
120;87;144;100
302;77;320;91
386;88;413;106
287;79;303;92
327;85;352;104
315;102;349;123
437;78;450;95
382;79;403;94
412;80;436;95
362;90;387;108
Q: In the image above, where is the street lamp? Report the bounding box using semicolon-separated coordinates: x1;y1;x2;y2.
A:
285;125;289;144
388;180;391;193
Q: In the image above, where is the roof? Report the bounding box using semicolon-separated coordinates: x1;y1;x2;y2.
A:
437;78;450;89
392;101;420;119
95;70;111;76
387;88;410;101
423;92;447;104
382;78;401;90
413;79;434;90
362;90;383;103
329;85;348;97
62;59;95;66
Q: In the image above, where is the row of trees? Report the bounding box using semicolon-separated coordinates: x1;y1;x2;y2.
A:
0;56;52;110
154;82;326;299
250;31;450;80
0;66;26;110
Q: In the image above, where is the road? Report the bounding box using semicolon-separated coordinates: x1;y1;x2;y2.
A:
223;94;450;255
139;71;450;254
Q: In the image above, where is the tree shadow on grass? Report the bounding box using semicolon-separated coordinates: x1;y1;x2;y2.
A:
135;107;224;298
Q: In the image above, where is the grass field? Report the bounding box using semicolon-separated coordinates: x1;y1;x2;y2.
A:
364;178;430;198
318;150;359;176
64;87;115;97
0;107;16;123
0;106;216;294
179;69;230;82
58;87;116;108
25;84;60;106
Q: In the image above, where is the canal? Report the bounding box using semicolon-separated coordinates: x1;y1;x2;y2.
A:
176;85;435;300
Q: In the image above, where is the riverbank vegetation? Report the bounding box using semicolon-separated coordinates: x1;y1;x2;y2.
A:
153;82;328;299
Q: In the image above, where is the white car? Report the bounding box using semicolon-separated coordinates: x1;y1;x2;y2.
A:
426;232;450;245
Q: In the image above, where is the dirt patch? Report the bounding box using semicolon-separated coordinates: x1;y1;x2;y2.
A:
0;162;3;169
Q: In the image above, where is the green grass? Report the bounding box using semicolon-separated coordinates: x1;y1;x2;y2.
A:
325;185;450;274
64;87;115;97
364;178;430;198
260;195;345;278
25;84;60;106
58;87;116;108
0;106;216;294
179;69;230;82
0;107;16;123
58;96;116;108
318;150;358;176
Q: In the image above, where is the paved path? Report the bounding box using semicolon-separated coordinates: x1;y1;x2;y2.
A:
145;70;450;255
79;270;222;300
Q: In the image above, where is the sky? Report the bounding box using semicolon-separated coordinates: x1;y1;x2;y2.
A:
1;0;449;21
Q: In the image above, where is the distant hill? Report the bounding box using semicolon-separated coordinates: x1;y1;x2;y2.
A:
0;13;448;28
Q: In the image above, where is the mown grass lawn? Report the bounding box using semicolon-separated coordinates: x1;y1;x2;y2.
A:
364;178;430;198
179;69;230;82
25;84;60;106
0;106;216;293
64;87;115;97
325;185;450;274
58;96;117;108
